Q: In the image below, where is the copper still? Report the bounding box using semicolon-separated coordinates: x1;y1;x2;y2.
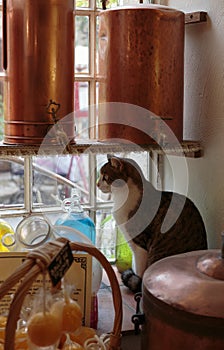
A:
142;245;224;349
3;0;75;145
98;5;184;145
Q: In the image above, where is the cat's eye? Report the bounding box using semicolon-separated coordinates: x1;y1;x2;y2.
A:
102;174;108;181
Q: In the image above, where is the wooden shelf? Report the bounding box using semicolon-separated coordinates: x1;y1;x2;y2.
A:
0;140;202;158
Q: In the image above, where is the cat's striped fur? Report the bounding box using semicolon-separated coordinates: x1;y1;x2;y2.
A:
97;155;207;293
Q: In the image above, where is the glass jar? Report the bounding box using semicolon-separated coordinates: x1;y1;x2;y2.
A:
1;216;54;251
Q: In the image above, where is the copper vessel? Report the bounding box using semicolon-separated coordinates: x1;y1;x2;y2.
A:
3;0;75;145
142;248;224;349
98;5;184;145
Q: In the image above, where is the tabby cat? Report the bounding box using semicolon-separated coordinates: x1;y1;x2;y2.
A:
97;155;207;293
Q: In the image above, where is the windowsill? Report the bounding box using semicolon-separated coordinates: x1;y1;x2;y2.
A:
0;139;202;158
97;265;136;335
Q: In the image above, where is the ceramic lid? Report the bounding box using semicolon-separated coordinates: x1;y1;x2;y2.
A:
143;249;224;319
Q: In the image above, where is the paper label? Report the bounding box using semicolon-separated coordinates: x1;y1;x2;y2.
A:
48;241;74;286
0;252;92;326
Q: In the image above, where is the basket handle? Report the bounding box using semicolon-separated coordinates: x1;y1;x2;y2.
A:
1;238;122;350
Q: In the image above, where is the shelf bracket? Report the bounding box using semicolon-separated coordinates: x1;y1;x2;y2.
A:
185;11;207;25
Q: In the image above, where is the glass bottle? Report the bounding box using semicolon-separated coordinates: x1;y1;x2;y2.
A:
1;232;18;251
55;189;98;329
55;189;96;245
115;228;132;273
0;219;15;252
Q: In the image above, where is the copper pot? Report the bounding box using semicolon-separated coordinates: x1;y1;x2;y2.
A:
98;5;184;145
3;0;75;145
142;249;224;349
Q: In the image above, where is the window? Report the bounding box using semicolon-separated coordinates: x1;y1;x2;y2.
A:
0;0;151;260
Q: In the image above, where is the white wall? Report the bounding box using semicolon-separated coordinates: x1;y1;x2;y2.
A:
158;0;224;248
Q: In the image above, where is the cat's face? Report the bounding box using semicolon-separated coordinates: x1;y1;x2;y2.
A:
97;156;128;193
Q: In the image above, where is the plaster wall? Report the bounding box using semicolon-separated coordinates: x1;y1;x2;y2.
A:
157;0;224;248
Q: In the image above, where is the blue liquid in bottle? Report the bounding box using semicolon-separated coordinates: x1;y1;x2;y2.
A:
55;189;98;330
55;189;96;244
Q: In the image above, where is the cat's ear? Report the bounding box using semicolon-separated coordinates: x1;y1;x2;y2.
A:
107;154;113;162
108;155;123;170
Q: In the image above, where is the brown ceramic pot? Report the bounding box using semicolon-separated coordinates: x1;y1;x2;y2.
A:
3;0;75;145
98;5;184;145
142;250;224;349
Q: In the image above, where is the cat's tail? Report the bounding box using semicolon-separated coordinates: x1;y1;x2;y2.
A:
121;268;142;293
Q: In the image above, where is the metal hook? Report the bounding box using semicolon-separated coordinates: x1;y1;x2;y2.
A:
46;100;61;123
132;292;145;334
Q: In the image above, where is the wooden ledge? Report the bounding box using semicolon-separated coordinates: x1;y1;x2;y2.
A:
0;140;202;158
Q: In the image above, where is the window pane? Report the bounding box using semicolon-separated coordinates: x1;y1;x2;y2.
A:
32;154;90;208
96;0;119;9
0;159;24;207
0;93;3;142
75;81;89;139
96;154;113;203
0;11;3;73
75;16;89;73
96;209;116;262
95;15;99;75
75;0;89;8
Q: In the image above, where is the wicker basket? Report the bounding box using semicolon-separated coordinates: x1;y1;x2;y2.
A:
0;237;123;350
